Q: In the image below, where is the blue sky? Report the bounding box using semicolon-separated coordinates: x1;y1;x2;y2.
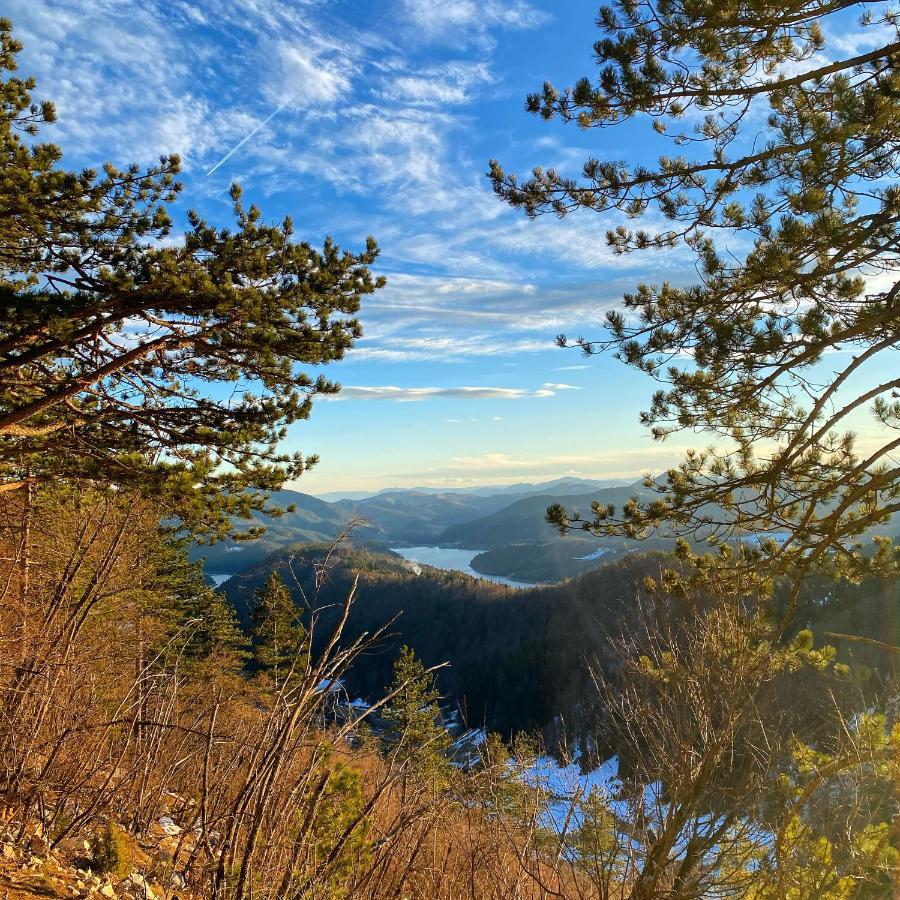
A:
10;0;895;493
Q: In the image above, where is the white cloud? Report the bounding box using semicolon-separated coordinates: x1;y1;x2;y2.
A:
351;335;553;362
9;0;703;390
380;61;492;106
8;0;364;169
275;41;355;107
361;271;629;329
447;452;610;470
824;20;896;56
332;384;569;402
9;0;224;164
445;445;693;472
402;0;549;44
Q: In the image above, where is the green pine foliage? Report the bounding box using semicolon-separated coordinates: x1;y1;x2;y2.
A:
0;19;384;541
383;645;451;783
491;2;900;590
303;761;372;897
89;823;132;878
248;571;308;687
148;531;247;667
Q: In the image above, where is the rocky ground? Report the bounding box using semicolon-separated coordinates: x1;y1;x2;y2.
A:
0;813;194;900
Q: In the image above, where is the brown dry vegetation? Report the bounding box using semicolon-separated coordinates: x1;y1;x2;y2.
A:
1;487;896;899
0;487;590;899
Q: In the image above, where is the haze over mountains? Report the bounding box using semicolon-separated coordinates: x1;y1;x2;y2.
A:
314;477;635;503
191;476;657;583
193;471;900;586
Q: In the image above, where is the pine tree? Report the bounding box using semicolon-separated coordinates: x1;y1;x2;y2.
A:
303;761;372;897
383;645;451;783
248;572;307;688
490;2;900;589
0;19;385;540
139;529;247;668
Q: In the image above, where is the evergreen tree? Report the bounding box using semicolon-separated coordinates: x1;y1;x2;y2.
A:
248;572;307;687
383;645;451;783
144;526;247;669
0;20;385;539
490;2;900;589
302;760;372;897
35;485;247;675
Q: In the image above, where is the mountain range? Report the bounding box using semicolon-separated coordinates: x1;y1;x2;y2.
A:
190;476;653;583
313;477;634;503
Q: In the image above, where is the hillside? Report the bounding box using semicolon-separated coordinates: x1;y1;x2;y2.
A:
190;475;898;586
189;488;352;573
191;478;655;581
437;481;652;549
470;536;672;583
223;540;895;747
330;478;632;544
223;543;675;737
333;489;517;544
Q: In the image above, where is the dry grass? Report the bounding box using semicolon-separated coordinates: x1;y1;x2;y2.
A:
0;488;589;899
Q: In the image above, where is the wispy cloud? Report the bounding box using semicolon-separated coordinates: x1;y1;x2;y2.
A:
446;445;690;473
824;19;896;56
379;61;492;106
275;40;355;106
448;452;596;470
332;384;575;402
9;0;364;171
351;335;553;362
402;0;550;45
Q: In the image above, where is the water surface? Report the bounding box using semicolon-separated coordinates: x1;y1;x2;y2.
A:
390;546;534;590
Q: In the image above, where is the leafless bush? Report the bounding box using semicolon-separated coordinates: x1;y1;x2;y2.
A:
0;487;578;899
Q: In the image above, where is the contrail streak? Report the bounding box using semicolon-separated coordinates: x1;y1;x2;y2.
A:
206;101;287;176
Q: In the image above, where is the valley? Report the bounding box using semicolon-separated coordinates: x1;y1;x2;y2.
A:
3;4;898;894
390;545;536;588
191;475;662;587
218;535;896;756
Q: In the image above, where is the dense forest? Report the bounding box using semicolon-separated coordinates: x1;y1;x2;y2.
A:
223;542;897;752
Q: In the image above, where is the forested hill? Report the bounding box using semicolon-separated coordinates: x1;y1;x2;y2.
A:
189;488;353;573
222;542;894;746
332;489;521;543
436;482;651;549
223;544;668;739
190;477;652;581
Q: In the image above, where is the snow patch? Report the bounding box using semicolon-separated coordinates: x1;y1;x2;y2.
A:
573;548;608;561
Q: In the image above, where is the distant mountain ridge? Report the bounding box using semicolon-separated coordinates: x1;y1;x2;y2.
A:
436;480;652;549
191;476;653;582
314;476;633;503
189;488;352;573
194;473;900;590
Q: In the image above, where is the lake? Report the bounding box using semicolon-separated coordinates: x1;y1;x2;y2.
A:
390;546;535;590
